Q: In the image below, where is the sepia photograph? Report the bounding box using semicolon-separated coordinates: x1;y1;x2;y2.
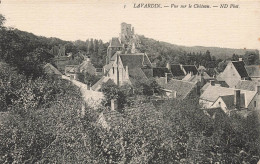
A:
0;0;260;163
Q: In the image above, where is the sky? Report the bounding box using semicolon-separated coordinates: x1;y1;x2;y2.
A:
0;0;260;50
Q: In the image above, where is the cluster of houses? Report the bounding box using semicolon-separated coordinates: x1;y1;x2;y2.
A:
44;22;260;130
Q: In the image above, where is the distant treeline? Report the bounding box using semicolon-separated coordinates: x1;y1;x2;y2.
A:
1;13;259;79
137;35;259;67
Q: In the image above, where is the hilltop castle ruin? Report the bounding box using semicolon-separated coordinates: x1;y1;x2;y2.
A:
106;22;140;64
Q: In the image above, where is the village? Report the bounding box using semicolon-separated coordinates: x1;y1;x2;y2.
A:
43;22;260;130
1;0;260;160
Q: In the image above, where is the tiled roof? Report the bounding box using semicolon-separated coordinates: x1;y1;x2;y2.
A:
142;68;153;78
235;80;259;91
200;85;256;108
119;53;152;69
43;63;62;75
182;65;198;75
219;94;245;109
183;72;212;82
245;65;260;77
158;79;197;100
110;37;122;47
170;65;185;76
201;83;210;93
152;67;172;78
232;61;249;78
91;76;115;91
78;59;96;73
120;55;144;69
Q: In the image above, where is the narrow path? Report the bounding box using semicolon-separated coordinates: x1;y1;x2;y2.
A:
62;75;104;109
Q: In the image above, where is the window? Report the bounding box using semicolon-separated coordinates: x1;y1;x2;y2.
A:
218;101;221;106
113;67;114;74
254;101;257;108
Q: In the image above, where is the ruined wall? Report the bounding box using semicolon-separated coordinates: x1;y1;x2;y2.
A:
120;22;134;44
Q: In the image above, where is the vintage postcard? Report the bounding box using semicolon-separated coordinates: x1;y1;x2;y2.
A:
0;0;260;163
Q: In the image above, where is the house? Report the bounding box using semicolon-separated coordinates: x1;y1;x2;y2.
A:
156;78;199;100
211;93;246;113
102;52;152;86
43;63;62;78
200;84;259;112
218;60;250;88
245;65;260;81
77;57;96;75
166;63;198;79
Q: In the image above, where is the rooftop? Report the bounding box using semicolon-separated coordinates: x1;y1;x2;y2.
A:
110;37;122;48
232;61;249;78
235;80;259;91
157;78;197;100
200;85;256;108
169;64;185;76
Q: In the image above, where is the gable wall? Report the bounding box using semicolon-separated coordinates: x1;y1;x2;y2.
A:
108;57;131;86
221;62;242;88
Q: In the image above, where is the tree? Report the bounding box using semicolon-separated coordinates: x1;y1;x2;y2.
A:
244;50;260;65
0;14;6;29
100;81;131;111
77;72;100;86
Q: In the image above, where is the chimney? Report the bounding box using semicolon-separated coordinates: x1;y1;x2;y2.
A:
239;58;243;61
256;85;260;95
210;80;215;86
86;57;90;62
87;84;90;90
165;73;168;84
111;99;118;111
172;90;177;98
234;90;241;110
180;64;185;74
166;63;171;70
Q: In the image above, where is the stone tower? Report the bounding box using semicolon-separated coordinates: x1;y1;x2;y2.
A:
120;22;134;44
